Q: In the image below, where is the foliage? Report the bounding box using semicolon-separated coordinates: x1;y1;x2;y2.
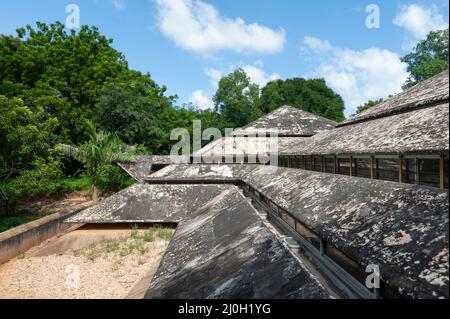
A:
259;78;345;122
353;98;384;115
2;155;83;201
96;71;177;154
57;120;135;202
97;164;136;194
213;69;262;129
0;22;128;144
0;95;58;178
0;215;39;233
401;28;449;89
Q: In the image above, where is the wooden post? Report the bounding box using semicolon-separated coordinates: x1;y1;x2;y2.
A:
415;158;420;185
349;156;353;176
334;157;337;174
370;156;375;179
398;155;403;183
440;154;445;189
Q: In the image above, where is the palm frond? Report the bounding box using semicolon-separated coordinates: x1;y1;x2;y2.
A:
56;144;86;163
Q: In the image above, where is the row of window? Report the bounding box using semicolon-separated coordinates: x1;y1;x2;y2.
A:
278;155;449;189
244;185;395;298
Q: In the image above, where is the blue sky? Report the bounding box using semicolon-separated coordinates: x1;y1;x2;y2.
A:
1;0;448;116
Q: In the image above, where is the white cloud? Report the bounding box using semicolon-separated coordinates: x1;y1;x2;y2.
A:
154;0;285;54
242;65;281;87
113;0;125;10
302;37;409;116
204;67;223;88
303;36;332;53
393;3;448;49
189;90;214;109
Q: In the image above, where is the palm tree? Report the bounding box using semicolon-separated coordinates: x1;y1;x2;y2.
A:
57;121;134;203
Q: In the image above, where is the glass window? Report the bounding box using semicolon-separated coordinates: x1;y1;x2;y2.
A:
418;158;440;188
402;158;417;184
324;157;335;173
444;157;449;189
337;158;351;175
313;156;322;172
353;158;371;178
297;156;305;169
280;210;296;229
292;156;300;168
288;156;295;168
375;158;399;182
295;221;321;251
304;156;312;170
279;156;287;167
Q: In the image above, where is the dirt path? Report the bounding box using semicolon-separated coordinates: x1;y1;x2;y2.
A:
0;228;172;299
19;191;93;216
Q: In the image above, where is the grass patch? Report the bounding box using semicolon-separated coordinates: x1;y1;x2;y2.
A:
70;226;174;264
60;176;91;191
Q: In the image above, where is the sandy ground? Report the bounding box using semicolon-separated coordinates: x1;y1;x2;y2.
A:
0;228;172;299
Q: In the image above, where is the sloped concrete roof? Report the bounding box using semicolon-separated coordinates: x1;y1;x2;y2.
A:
243;166;449;299
232;105;337;136
66;183;230;223
341;69;449;126
134;164;449;298
194;136;304;157
118;155;189;181
145;186;330;299
67;183;332;298
278;102;449;155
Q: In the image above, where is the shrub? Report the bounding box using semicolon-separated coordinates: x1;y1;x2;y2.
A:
97;164;135;194
3;155;91;204
5;156;65;200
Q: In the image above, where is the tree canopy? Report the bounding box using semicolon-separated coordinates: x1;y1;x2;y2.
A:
213;69;262;129
401;28;449;89
258;78;345;122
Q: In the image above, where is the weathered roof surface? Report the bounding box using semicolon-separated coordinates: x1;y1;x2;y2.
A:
66;183;231;223
279;102;449;155
194;136;304;157
148;163;259;181
243;167;449;299
144;186;331;299
67;182;332;298
118;155;189;181
69;163;449;298
142;164;450;298
341;69;449;126
232;105;337;136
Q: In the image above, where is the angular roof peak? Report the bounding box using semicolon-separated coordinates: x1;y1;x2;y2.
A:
232;105;337;137
340;69;449;127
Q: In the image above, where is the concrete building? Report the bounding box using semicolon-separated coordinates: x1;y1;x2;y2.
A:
67;70;449;299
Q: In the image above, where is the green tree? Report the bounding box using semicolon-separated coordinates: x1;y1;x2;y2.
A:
353;98;384;115
258;78;345;122
96;70;176;154
57;121;134;202
0;95;58;178
0;95;58;213
0;22;128;144
401;28;449;89
213;69;262;129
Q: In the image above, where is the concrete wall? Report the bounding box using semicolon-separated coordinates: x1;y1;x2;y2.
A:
0;203;91;265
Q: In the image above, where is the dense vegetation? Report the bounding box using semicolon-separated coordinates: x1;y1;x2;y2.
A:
401;28;449;89
1;22;447;220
